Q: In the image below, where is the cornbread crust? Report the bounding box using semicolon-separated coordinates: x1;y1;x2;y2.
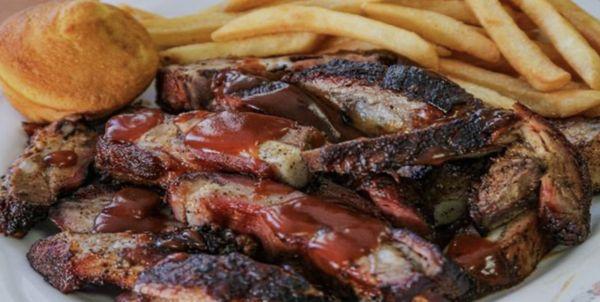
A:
0;0;159;122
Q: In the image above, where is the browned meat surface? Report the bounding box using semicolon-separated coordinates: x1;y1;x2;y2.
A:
156;52;396;114
306;177;384;220
208;70;364;142
27;227;258;293
130;253;326;302
514;107;591;245
302;107;518;176
49;184;182;234
167;173;471;301
285;59;482;136
421;159;489;228
95;109;324;188
552;117;600;192
357;175;432;238
447;212;552;296
470;147;544;231
0;119;97;237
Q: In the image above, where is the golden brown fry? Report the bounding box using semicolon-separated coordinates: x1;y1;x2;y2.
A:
363;3;499;62
435;45;452;57
118;4;165;21
143;11;239;49
440;59;600;117
212;5;439;68
317;37;381;54
382;0;479;25
268;0;382;14
466;0;571;91
224;0;278;12
448;76;516;110
160;33;322;65
450;52;517;75
546;0;600;54
511;0;600;90
533;39;578;78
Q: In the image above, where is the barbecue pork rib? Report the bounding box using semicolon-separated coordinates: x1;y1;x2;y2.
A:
302;107;518;176
49;184;183;234
470;146;544;231
421;159;489;228
167;172;471;301
28;227;257;293
156;52;396;114
128;253;325;302
447;211;552;297
0;119;97;237
285;59;485;136
356;175;432;238
95;109;324;188
553;117;600;192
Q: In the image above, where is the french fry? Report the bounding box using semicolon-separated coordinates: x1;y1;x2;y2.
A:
143;11;239;49
118;5;165;21
212;5;439;69
160;33;322;65
317;37;381;54
450;51;517;75
363;3;499;63
448;76;516;110
269;0;383;14
466;0;571;91
224;0;278;12
546;0;600;54
382;0;480;25
435;46;452;57
510;0;600;90
440;59;600;117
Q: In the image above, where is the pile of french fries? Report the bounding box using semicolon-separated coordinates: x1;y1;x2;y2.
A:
122;0;600;118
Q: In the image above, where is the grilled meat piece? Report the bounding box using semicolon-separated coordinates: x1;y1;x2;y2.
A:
0;119;97;237
421;159;489;227
131;253;325;302
95;109;324;188
208;69;364;142
285;59;482;136
552;117;600;192
49;184;183;233
27;227;257;293
157;52;396;114
514;107;591;245
470;147;544;231
447;212;552;296
302;107;518;176
167;173;471;301
357;175;432;238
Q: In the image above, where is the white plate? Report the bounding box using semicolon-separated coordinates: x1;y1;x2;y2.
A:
1;1;600;301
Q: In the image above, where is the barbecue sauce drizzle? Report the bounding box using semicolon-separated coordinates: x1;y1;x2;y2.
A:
43;150;78;167
257;180;388;276
93;187;167;233
105;108;164;142
184;111;293;157
446;234;511;286
213;70;364;142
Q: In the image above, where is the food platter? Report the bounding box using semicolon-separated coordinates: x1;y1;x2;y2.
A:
0;0;600;301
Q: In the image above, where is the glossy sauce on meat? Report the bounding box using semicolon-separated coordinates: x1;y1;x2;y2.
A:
184;111;293;157
93;187;167;233
260;182;387;276
446;234;510;286
43;150;78;168
214;70;364;142
105;109;164;142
